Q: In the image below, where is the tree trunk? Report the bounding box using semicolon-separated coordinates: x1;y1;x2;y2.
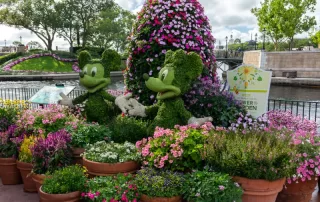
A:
47;40;53;51
77;29;80;47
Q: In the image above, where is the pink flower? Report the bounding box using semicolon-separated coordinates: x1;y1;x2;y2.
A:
219;185;225;191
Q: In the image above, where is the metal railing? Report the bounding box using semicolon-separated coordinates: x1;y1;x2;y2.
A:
0;88;319;122
214;50;244;59
268;99;320;121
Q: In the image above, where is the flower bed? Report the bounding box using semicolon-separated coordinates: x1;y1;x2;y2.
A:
2;53;80;73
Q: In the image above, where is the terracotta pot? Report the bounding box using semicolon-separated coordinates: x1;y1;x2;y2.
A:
83;157;140;177
39;186;81;202
16;161;37;192
32;174;47;192
233;176;285;202
141;194;182;202
276;178;317;202
0;157;22;185
72;147;85;165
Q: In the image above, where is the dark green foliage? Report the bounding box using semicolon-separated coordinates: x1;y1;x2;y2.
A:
134;168;185;198
28;49;43;53
183;171;243;202
42;165;87;194
0;52;23;65
68;124;112;148
78;51;92;70
206;130;296;181
109;115;150;143
101;49;121;72
75;47;105;58
52;50;77;59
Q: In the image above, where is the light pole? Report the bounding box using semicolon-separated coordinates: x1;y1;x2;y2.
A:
262;28;266;51
255;33;258;50
4;40;6;47
19;36;22;44
225;36;228;58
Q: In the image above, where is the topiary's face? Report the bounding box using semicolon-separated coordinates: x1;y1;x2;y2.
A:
79;63;110;93
144;64;181;100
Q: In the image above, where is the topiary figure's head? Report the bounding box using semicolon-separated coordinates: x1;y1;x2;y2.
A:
144;49;203;100
79;60;111;93
78;50;92;70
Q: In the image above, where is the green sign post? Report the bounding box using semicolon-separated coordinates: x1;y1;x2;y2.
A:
227;65;272;118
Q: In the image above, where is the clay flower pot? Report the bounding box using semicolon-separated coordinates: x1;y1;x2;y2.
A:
233;176;285;202
32;174;47;192
276;178;317;202
83;157;140;177
141;194;182;202
72;147;85;165
39;186;81;202
0;157;22;185
16;161;37;192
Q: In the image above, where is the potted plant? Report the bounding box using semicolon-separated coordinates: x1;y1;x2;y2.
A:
267;111;320;202
136;123;212;171
16;135;37;192
0;125;22;185
134;167;184;202
31;129;72;191
67;123;112;165
39;165;87;202
206;113;297;202
81;174;139;201
82;141;140;176
183;170;243;202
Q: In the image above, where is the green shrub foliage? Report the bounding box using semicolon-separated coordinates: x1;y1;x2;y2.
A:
0;52;23;65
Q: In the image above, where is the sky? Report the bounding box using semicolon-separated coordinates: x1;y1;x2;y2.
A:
0;0;320;49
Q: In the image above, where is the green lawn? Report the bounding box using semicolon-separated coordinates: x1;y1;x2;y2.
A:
12;56;73;72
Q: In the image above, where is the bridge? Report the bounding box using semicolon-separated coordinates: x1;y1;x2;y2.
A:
214;50;244;71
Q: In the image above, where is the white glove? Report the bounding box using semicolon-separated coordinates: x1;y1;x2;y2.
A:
128;98;147;117
188;116;213;126
115;93;134;114
58;92;74;107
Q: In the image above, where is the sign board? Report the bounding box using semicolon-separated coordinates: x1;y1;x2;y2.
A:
227;65;272;118
29;86;75;105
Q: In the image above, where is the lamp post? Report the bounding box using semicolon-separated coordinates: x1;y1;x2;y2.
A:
225;36;228;58
19;36;22;44
255;33;258;50
4;40;6;47
262;28;266;51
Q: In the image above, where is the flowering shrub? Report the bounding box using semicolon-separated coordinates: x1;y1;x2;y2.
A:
267;110;317;135
185;75;246;127
136;123;213;171
82;174;139;202
16;104;82;136
2;53;79;72
134;167;184;198
0;125;19;158
125;0;216;106
267;111;320;183
83;141;140;163
183;170;243;202
0;99;29;132
18;135;37;163
31;129;72;174
42;165;87;194
229;112;269;132
205;126;297;181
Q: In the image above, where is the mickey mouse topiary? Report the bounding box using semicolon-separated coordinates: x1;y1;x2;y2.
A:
116;49;212;135
59;51;119;124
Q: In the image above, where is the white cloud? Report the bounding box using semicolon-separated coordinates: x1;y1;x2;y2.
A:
0;0;318;49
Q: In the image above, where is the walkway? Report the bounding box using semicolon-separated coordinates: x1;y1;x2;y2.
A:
1;179;320;202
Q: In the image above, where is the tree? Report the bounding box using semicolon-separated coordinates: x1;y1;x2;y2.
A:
281;0;316;50
90;4;136;52
0;0;62;51
252;0;286;51
72;0;114;47
12;41;22;46
26;41;43;49
311;31;320;48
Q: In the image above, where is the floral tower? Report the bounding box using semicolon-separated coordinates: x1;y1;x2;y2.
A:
125;0;216;105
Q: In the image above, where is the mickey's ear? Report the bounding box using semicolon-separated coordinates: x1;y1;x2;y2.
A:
78;51;92;70
185;52;203;80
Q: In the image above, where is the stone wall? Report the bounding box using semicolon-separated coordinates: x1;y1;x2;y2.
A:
263;51;320;78
243;51;262;68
